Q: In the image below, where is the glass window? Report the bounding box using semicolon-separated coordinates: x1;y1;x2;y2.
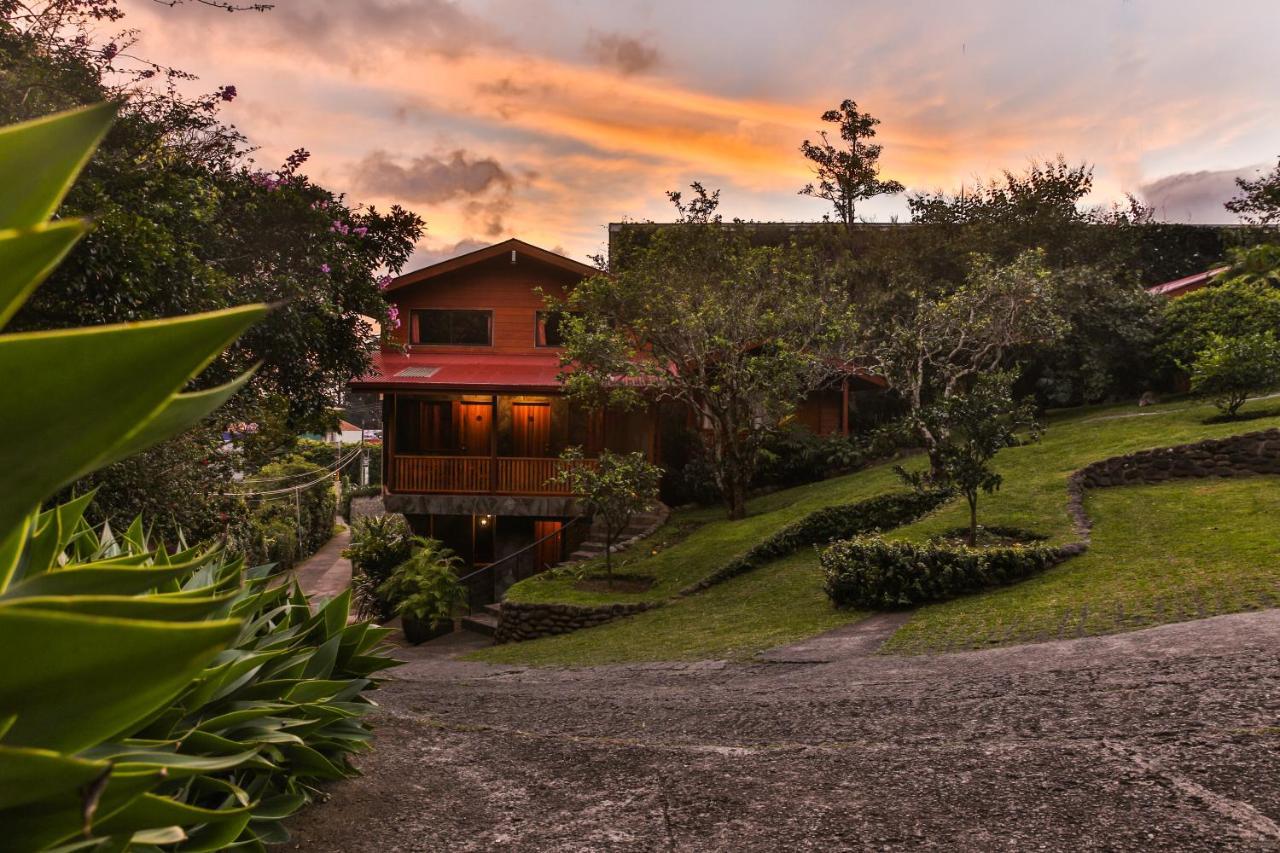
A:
536;310;576;347
412;309;492;346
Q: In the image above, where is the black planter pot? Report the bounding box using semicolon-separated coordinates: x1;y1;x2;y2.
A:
401;614;453;645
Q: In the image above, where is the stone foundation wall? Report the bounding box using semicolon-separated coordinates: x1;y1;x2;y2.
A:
494;601;657;643
1067;429;1280;540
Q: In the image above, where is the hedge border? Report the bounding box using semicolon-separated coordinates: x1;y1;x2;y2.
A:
494;488;951;643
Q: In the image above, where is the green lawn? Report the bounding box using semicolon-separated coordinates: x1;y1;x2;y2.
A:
884;475;1280;653
475;397;1280;666
475;550;866;665
505;461;908;605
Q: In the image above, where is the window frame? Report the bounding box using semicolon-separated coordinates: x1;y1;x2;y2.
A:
410;308;494;347
534;309;579;348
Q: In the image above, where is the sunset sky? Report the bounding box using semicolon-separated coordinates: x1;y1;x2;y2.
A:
121;0;1280;267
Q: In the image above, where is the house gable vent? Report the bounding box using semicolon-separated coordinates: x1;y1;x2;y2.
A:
396;366;440;378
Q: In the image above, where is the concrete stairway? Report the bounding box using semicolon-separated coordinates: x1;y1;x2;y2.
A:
461;603;501;637
566;506;669;563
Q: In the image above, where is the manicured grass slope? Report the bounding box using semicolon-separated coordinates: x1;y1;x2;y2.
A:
481;398;1280;665
505;462;907;605
476;550;865;665
885;475;1280;653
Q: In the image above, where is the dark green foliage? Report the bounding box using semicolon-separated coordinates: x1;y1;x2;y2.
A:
1158;277;1280;375
229;457;336;572
899;373;1041;545
1226;156;1280;225
377;536;467;636
344;514;413;619
1187;332;1280;417
821;535;1074;609
689;488;950;591
552;447;662;578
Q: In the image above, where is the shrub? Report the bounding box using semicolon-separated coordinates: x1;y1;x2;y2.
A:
378;537;468;640
228;456;337;571
1158;277;1280;374
685;488;951;592
821;535;1072;609
339;479;383;521
1187;331;1280;418
344;514;413;619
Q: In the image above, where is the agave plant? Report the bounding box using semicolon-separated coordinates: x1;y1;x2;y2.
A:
0;105;397;850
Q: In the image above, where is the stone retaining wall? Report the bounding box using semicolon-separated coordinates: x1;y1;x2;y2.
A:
1067;429;1280;540
494;601;657;644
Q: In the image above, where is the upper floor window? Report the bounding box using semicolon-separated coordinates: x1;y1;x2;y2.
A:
535;310;578;347
412;309;492;346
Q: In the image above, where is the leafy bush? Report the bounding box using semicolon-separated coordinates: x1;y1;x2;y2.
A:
339;479;383;521
228;456;337;572
821;535;1072;609
686;488;950;592
344;514;413;619
1187;331;1280;418
0;104;394;850
378;537;467;638
1158;277;1280;374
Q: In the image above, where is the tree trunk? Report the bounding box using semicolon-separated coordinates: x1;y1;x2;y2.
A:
725;482;747;521
967;493;978;547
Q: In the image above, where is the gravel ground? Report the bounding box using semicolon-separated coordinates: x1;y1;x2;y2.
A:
289;609;1280;852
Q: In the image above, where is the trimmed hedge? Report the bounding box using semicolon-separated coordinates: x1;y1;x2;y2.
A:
821;535;1081;609
680;489;951;594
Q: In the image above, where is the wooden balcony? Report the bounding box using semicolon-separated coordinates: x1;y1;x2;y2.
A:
391;455;598;496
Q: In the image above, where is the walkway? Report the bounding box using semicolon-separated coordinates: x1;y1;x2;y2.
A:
288;522;353;602
289;607;1280;851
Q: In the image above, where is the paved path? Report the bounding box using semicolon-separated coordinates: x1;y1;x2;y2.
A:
290;608;1280;852
288;523;352;602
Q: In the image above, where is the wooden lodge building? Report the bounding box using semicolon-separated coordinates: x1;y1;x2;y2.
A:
349;238;875;572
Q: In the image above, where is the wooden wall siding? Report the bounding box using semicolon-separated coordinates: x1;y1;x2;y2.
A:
388;254;579;354
794;388;844;436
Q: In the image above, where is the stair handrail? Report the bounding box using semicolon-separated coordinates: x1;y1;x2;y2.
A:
456;516;589;616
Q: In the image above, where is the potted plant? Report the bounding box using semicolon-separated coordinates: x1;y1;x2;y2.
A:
377;536;468;644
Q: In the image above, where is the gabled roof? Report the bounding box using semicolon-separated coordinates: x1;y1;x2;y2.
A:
385;238;598;293
1147;266;1230;298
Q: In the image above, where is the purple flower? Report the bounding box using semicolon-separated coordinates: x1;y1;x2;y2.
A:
320;263;331;274
377;274;393;290
353;226;368;237
387;305;401;330
330;220;350;235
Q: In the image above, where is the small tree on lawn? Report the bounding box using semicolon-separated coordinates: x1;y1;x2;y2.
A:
1187;331;1280;418
552;448;662;585
898;372;1041;546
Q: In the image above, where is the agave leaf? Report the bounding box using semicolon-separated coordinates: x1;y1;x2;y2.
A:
5;560;199;600
0;221;89;330
93;370;258;472
2;591;240;622
0;746;110;811
172;811;253;852
0;510;32;594
0;607;239;752
0;102;115;229
0;303;268;536
0;768;160;851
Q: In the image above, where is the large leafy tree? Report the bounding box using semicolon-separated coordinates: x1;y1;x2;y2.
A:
799;98;904;229
559;185;861;520
0;0;423;535
875;249;1065;457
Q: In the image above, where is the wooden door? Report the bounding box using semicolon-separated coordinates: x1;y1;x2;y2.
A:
513;402;552;457
458;402;492;456
533;520;563;571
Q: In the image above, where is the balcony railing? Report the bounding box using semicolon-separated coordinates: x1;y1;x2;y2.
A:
391;454;598;496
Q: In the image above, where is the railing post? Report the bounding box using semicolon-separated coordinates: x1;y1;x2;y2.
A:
490;393;499;493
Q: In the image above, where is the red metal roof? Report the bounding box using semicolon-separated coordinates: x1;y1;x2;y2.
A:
350;351;565;393
1147;266;1229;297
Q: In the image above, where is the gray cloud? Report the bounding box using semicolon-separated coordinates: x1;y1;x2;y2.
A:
353;149;513;204
1138;166;1260;224
410;238;492;267
585;30;660;75
267;0;497;61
